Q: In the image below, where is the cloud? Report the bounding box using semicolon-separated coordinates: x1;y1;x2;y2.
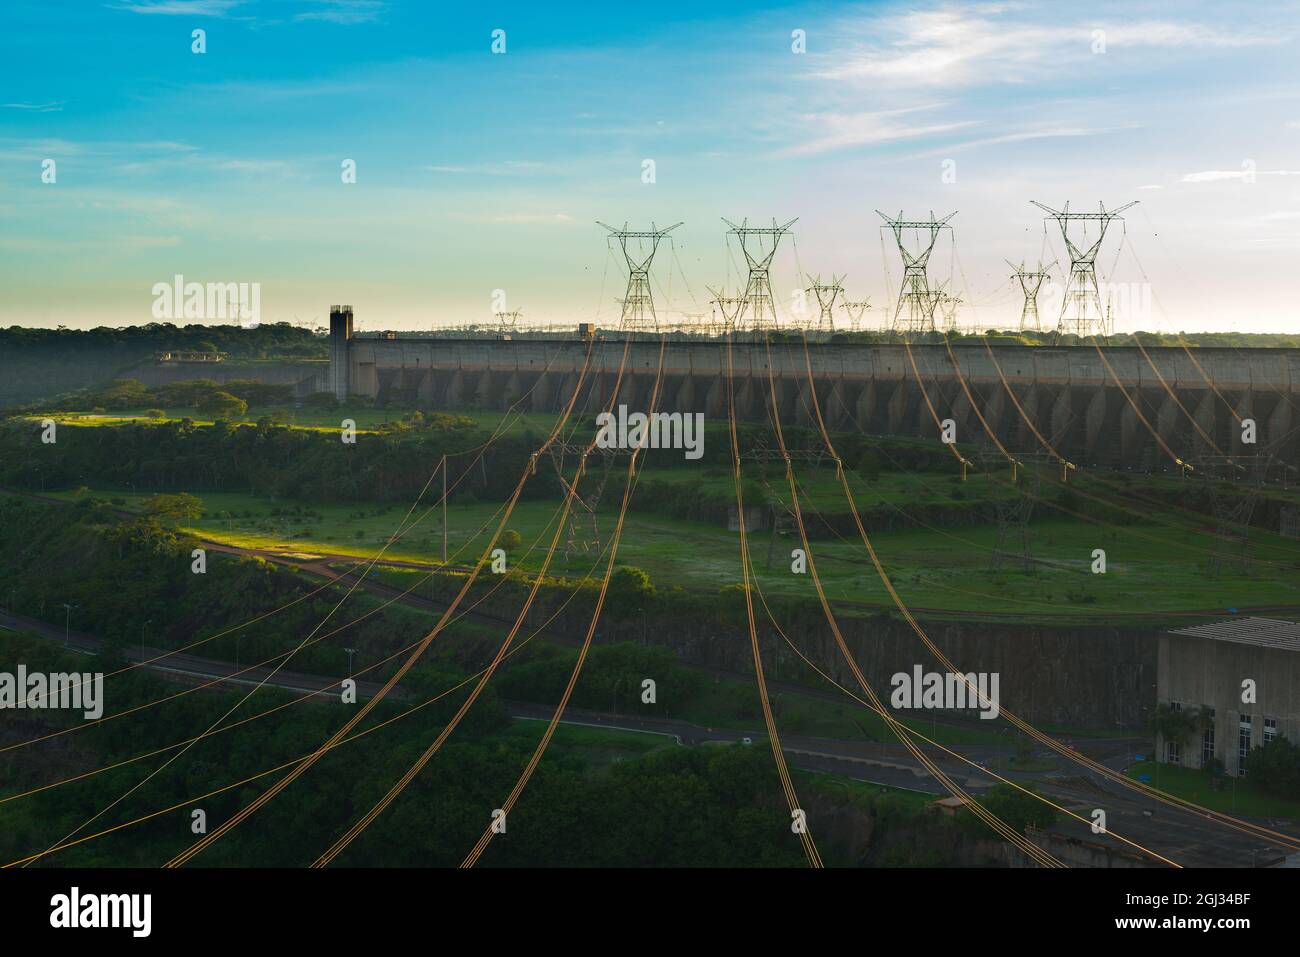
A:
488;212;574;224
109;0;244;15
817;7;1283;88
422;161;546;175
110;0;384;23
906;124;1125;158
3;102;66;113
1181;169;1300;182
777;105;975;157
447;211;575;225
293;1;386;24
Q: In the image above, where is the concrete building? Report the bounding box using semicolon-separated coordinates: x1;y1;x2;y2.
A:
1157;618;1300;776
326;309;1300;466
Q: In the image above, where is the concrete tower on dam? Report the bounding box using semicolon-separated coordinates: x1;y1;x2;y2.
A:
329;304;354;401
328;316;1300;467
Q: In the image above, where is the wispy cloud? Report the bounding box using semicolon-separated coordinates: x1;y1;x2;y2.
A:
817;7;1283;88
293;1;386;24
448;211;575;225
422;161;546;176
4;102;66;113
109;0;244;16
1181;168;1300;183
777;105;974;157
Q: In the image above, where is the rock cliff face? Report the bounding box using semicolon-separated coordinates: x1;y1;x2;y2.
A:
601;612;1157;730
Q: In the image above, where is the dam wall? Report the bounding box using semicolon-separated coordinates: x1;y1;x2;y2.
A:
334;323;1300;466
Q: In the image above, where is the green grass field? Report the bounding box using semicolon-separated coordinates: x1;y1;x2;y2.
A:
47;466;1300;618
501;719;678;768
30;406;583;437
1125;760;1300;819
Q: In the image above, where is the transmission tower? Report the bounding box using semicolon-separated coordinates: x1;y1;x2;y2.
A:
876;210;955;334
598;220;682;334
1007;259;1055;333
1203;457;1267;576
723;217;797;332
840;298;871;333
805;275;845;333
1030;201;1136;338
931;283;962;334
548;445;614;561
981;452;1041;575
494;309;522;334
708;286;748;335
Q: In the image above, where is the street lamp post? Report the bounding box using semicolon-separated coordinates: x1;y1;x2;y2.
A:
141;619;152;663
61;602;76;650
345;647;357;678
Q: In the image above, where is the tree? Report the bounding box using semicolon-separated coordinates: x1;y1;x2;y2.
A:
142;492;204;523
500;529;523;553
1151;703;1200;760
606;566;656;620
855;448;883;482
1248;737;1300;799
978;784;1057;834
198;391;247;420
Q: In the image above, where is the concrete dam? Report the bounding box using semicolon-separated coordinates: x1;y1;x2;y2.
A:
329;309;1300;467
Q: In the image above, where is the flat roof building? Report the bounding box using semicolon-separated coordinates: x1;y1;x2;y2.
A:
1158;618;1300;777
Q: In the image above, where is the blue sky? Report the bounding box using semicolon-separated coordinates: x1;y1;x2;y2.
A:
2;0;1298;332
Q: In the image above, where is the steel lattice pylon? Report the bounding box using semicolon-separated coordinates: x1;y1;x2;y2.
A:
598;220;682;334
1007;259;1055;333
979;452;1044;575
494;309;522;334
723;217;797;332
707;286;748;334
877;210;955;334
805;274;845;333
840;298;871;332
1030;201;1136;338
548;444;615;561
931;282;962;334
1202;456;1270;577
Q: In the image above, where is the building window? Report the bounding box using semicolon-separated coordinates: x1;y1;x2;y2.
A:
1166;739;1181;765
1238;714;1253;776
1264;717;1277;746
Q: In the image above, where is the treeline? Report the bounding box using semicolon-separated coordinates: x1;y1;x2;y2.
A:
0;416;520;503
0;322;326;359
0;413;897;505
